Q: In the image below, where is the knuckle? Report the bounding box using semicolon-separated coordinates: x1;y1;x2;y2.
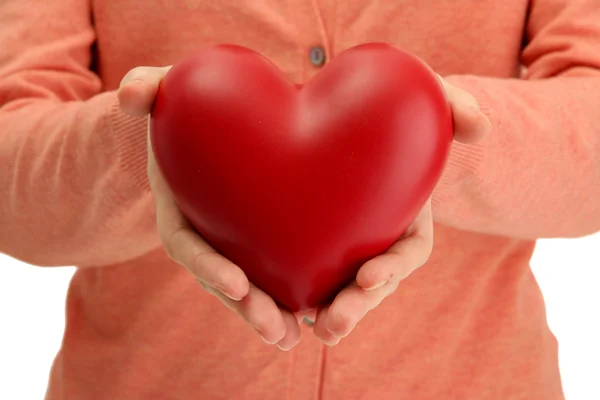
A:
372;292;389;310
331;310;354;334
417;236;434;265
161;227;186;264
245;310;275;336
120;67;146;86
188;250;210;278
162;241;177;264
385;281;400;297
251;319;269;335
196;278;218;296
196;278;210;292
245;309;267;331
247;314;271;336
339;317;354;333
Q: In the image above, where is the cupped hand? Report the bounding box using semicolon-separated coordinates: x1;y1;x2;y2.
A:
118;66;302;351
310;77;491;345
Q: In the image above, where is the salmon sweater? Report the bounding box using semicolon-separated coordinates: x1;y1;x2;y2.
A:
1;1;600;399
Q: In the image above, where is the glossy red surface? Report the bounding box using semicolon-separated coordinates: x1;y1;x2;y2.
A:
150;43;453;311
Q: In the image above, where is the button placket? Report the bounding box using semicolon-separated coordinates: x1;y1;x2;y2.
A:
288;0;330;81
283;2;330;399
286;325;326;400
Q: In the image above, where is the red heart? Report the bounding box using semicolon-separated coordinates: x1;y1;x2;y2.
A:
150;43;452;312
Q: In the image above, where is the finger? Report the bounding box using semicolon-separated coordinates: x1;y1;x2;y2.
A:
323;258;406;339
276;311;302;351
438;76;491;144
325;251;416;338
354;233;432;292
155;196;250;301
323;204;434;338
118;66;172;117
451;97;491;144
356;202;433;290
312;306;340;346
202;282;287;345
320;282;375;338
150;149;249;300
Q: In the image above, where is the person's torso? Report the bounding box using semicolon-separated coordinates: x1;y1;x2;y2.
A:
46;1;564;399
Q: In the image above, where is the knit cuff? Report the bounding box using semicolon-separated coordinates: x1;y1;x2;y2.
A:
107;97;151;192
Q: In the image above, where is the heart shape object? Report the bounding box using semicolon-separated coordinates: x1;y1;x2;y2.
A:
150;43;452;312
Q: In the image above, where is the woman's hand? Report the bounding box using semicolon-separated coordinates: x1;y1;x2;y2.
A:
310;77;492;345
118;66;303;351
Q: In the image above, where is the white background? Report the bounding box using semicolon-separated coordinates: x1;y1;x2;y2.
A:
1;235;599;399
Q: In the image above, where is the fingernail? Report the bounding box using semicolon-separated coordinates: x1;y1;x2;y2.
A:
277;344;292;351
323;337;340;347
222;291;242;301
365;280;388;291
260;336;274;344
214;286;242;301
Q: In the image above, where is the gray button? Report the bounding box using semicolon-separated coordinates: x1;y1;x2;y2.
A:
309;46;326;67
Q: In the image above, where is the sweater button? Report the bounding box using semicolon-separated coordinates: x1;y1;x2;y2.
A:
309;46;326;67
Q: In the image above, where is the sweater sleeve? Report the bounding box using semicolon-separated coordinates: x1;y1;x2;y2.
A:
432;0;600;239
0;0;159;266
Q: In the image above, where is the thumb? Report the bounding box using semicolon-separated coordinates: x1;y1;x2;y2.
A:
118;66;172;117
437;75;491;144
